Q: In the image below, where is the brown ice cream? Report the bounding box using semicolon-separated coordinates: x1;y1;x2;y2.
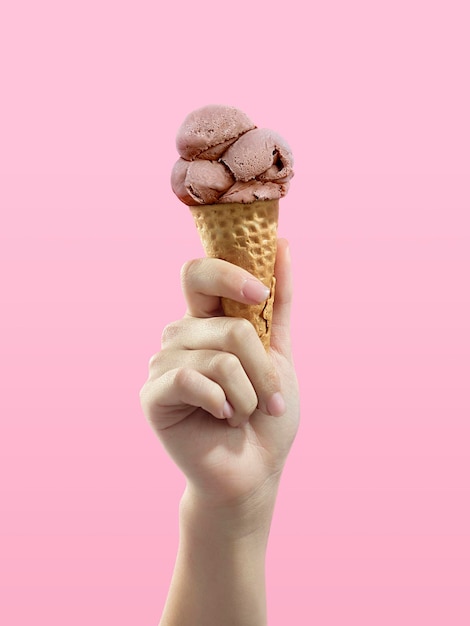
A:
172;109;293;206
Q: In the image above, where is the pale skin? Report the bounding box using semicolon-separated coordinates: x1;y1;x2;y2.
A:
140;239;300;626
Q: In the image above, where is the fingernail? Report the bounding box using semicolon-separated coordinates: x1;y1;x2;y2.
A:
266;392;286;417
223;401;234;419
242;279;270;303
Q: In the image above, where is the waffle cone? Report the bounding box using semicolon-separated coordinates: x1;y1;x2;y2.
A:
190;199;279;349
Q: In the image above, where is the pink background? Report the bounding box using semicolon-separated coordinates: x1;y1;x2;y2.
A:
1;1;469;624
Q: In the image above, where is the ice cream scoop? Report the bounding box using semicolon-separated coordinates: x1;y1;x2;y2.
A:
172;158;235;205
222;128;293;183
171;105;294;348
171;107;294;206
176;104;255;161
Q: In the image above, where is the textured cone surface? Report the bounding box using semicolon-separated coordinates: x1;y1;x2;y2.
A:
190;199;279;349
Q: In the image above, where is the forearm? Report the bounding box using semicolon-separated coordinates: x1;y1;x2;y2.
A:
159;485;279;626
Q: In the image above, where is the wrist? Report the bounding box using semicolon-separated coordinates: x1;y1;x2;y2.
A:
180;475;281;544
162;481;278;626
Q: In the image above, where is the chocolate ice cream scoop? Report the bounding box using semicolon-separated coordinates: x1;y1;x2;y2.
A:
176;104;255;161
171;105;294;206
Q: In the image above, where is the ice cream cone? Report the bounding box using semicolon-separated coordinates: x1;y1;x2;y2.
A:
190;199;279;349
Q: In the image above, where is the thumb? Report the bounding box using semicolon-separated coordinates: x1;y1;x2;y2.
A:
270;238;293;358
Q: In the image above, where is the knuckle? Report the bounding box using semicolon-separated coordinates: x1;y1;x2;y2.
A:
147;352;161;371
160;321;182;347
147;350;171;378
180;258;202;290
226;317;255;347
173;367;195;391
209;352;240;379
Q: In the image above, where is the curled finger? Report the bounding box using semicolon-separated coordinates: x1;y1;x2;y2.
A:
141;367;228;430
181;257;270;318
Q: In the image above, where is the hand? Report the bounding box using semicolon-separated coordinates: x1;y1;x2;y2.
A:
140;239;300;512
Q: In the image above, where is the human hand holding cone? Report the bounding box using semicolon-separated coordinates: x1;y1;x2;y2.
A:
171;105;293;349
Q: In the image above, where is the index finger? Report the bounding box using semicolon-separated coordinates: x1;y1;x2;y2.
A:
181;258;271;318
